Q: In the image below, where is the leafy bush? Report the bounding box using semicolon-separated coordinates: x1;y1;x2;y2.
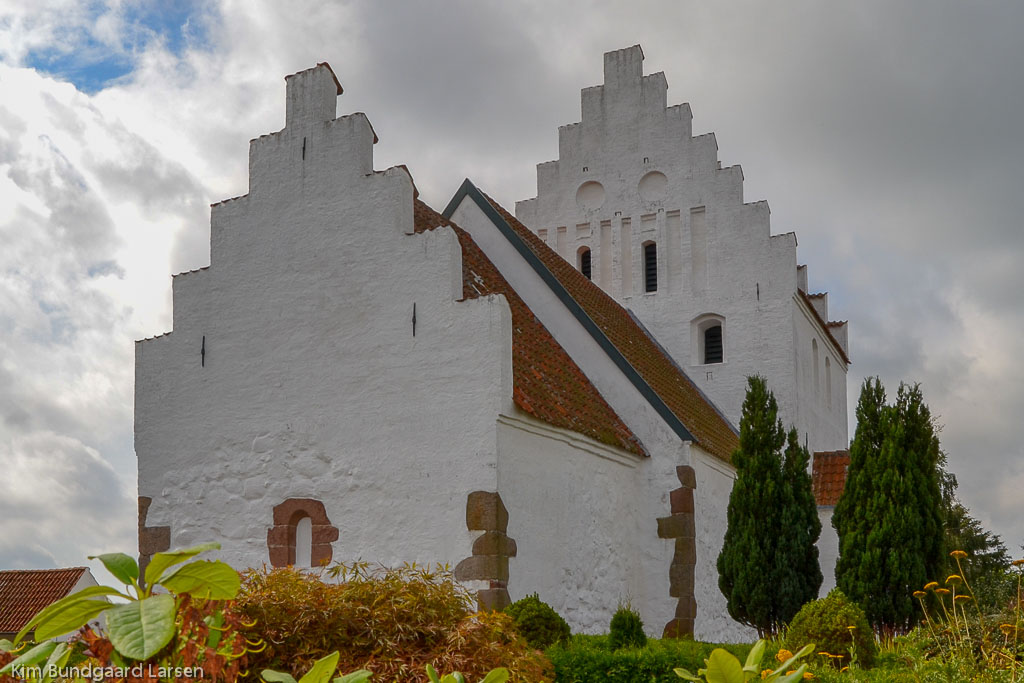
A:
503;593;570;650
546;635;771;683
237;564;551;683
0;543;251;682
674;640;813;682
786;589;877;668
608;604;647;650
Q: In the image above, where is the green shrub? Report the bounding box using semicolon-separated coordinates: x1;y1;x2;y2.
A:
503;593;570;650
609;604;647;650
786;588;877;668
546;636;770;683
237;564;551;683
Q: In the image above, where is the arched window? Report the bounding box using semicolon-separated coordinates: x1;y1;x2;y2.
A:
812;339;820;397
643;241;657;292
578;247;592;280
268;498;339;568
692;314;725;365
825;357;832;409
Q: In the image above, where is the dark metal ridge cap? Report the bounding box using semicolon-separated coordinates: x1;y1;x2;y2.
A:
442;178;696;447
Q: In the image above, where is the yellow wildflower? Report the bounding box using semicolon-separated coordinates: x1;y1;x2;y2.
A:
1012;558;1024;567
913;590;926;598
761;669;772;679
847;625;856;631
817;652;832;657
953;594;971;602
776;649;794;663
923;581;939;590
950;550;968;559
803;674;815;680
999;624;1016;635
945;574;963;585
935;588;951;595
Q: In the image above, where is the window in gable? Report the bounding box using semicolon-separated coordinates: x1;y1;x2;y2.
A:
578;246;592;280
692;314;725;365
643;241;657;292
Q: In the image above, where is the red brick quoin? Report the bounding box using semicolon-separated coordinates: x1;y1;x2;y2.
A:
454;491;518;611
138;496;170;579
656;466;697;638
266;498;339;567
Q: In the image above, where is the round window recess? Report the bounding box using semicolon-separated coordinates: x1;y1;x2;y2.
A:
575;181;606;211
638;171;668;201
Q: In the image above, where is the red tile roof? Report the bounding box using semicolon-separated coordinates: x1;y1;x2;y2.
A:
413;200;646;456
448;189;738;464
0;567;88;634
812;450;850;506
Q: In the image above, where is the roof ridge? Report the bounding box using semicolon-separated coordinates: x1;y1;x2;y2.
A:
443;180;738;464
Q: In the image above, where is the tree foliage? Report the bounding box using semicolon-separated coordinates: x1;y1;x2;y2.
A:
717;375;822;636
833;378;945;631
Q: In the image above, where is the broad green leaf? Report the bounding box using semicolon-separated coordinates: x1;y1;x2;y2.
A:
673;669;702;681
742;640;765;673
262;671;299;683
426;665;441;683
774;664;809;683
703;648;745;683
14;586;124;644
40;642;71;683
0;639;13;652
0;641;57;675
479;669;509;683
160;560;240;599
770;643;814;677
333;670;373;683
144;542;220;586
106;594;176;660
34;599;112;641
298;652;340;683
89;553;139;586
451;675;465;683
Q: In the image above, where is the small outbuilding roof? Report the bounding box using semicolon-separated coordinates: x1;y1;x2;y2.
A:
812;450;850;506
0;567;89;634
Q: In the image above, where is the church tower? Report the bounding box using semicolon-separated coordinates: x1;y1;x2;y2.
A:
516;46;850;455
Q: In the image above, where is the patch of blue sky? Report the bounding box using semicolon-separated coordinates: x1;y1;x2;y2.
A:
23;0;214;94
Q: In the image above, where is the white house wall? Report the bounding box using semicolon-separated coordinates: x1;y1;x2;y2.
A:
495;414;648;634
451;193;751;641
692;447;757;642
136;66;513;571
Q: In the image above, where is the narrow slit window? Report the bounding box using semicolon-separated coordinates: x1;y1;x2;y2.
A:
579;248;592;280
704;325;723;364
295;516;312;568
643;242;657;292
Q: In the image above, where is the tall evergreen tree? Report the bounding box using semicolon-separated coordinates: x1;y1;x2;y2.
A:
717;376;822;636
833;379;945;631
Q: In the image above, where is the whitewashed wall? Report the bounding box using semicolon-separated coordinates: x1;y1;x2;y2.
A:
136;65;513;571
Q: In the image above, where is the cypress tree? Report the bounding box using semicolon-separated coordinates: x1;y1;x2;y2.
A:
717;376;822;636
833;379;945;631
778;427;823;619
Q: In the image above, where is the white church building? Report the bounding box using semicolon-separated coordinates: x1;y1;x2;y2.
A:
135;47;850;642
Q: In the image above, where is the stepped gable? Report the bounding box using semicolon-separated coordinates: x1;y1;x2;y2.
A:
413;199;646;457
0;567;88;634
479;194;739;464
812;450;850;506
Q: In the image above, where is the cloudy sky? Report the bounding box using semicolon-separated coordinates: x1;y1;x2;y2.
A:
1;1;1022;578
